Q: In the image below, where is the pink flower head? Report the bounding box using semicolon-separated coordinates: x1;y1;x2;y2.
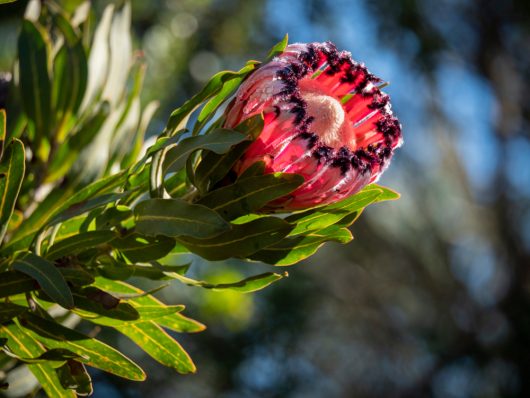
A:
225;41;403;210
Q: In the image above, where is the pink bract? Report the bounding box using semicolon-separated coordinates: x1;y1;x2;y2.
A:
224;41;403;210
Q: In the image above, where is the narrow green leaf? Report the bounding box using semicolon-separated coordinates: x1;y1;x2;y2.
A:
198;173;304;220
19;312;146;381
178;217;293;261
371;183;401;201
97;259;188;281
0;323;76;397
163;128;248;174
18;20;51;138
51;14;88;132
0;138;25;244
250;226;353;266
0;270;36;298
110;233;176;262
165;64;259;135
0;109;6;160
46;102;110;182
171;271;287;293
95;205;132;229
116;321;196;374
286;186;384;235
71;296;140;323
12;253;74;309
58;267;95;287
134;198;231;239
237;160;266;180
46;230;115;261
4;188;70;255
2;346;83;367
49;193;124;227
3;171;127;255
92;277;205;333
0;302;27;323
267;34;289;59
193;61;259;135
79;303;184;327
0;1;19;4
193;140;251;194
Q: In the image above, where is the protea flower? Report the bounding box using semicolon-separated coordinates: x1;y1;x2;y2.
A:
224;42;403;210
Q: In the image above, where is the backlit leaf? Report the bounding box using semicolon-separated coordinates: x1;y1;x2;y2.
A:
250;226;353;266
0;323;76;397
19;312;146;381
170;271;287;293
115;321;196;374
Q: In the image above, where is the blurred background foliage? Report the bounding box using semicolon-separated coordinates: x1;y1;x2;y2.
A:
2;0;530;397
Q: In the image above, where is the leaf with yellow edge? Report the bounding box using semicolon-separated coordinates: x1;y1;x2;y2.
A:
0;323;76;397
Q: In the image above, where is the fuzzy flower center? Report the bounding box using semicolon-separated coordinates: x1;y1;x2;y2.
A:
299;79;347;148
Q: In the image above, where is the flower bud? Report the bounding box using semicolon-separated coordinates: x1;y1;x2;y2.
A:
224;42;402;210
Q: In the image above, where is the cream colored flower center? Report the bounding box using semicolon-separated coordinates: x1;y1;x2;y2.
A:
301;92;345;147
299;79;347;148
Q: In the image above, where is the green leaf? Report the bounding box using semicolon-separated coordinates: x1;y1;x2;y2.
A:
51;14;88;135
134;198;231;239
0;323;76;398
286;185;385;236
0;138;25;244
193;141;251;194
49;193;124;226
95;205;132;229
58;267;95;287
0;302;27;323
12;253;74;309
0;109;5;160
0;270;36;298
46;102;110;182
163;128;249;174
19;312;146;381
46;230;115;261
70;292;141;323
267;34;289;59
92;277;205;333
2;346;84;367
109;233;176;263
192;115;263;193
250;226;353;266
0;0;19;4
193;61;259;135
97;259;188;281
18;20;52;138
170;271;287;293
165;65;259;135
85;303;185;327
115;321;196;374
56;171;128;217
178;217;293;261
371;183;401;201
198;173;304;220
3;171;127;255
